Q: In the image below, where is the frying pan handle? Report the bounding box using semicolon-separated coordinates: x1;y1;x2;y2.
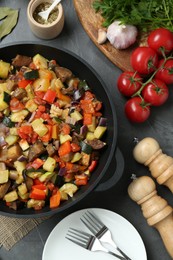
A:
95;147;124;192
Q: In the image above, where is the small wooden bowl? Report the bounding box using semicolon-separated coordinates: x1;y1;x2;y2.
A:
27;0;64;39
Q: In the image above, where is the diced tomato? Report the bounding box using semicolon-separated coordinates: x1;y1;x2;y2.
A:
29;188;46;200
94;101;102;111
29;62;37;70
75;175;88;186
38;105;46;112
71;143;81;152
80;99;95;113
61;123;71;135
19;125;33;135
33;178;43;185
50;190;61;208
10;97;25;112
43;89;57;103
30;158;44;169
18;79;32;88
58;140;72;157
65;162;73;171
47;182;55;191
34;91;45;99
83;113;92;125
83;91;95;100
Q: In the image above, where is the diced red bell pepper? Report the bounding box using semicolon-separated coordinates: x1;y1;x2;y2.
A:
83;113;92;125
18;79;32;88
75;175;88;186
29;188;46;200
30;158;44;170
71;143;81;152
58;140;72;157
43;89;57;103
50;190;61;208
88;160;97;172
32;184;46;190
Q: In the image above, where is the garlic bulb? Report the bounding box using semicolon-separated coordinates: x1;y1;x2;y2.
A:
107;21;138;50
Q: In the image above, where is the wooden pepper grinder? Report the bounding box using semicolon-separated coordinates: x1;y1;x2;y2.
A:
133;137;173;192
128;175;173;258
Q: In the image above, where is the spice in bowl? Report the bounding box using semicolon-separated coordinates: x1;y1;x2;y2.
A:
33;2;59;25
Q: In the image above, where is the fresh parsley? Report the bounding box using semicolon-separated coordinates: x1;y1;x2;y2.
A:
93;0;173;32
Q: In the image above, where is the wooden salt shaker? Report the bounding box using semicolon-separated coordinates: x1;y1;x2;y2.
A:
133;137;173;192
128;175;173;258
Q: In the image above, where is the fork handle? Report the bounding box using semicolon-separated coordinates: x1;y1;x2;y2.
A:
107;250;128;260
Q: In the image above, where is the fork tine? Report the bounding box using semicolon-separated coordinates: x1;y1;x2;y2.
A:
87;210;104;228
66;228;90;249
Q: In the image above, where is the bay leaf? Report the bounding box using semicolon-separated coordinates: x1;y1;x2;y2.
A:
0;8;19;41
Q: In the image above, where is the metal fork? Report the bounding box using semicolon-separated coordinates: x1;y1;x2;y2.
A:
80;210;132;260
66;228;127;260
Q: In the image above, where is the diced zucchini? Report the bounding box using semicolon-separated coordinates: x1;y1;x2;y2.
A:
25;84;34;99
10;109;29;122
10;127;18;135
18;183;28;195
86;132;95;141
33;54;48;69
5;135;18;146
80;152;90;166
33;78;50;91
43;157;56;172
31;119;48;137
18;191;29;200
39;171;55;182
24;69;39;80
14;161;26;175
0;92;9;111
27;199;45;209
0;170;9;184
59;134;72;144
71;152;82;163
16;175;24;184
0;82;10;94
3;117;15;128
80;140;92;154
94;126;107;139
26;171;43;179
25;99;38;112
87;116;96;132
0;60;10;79
70;110;83;121
19;139;30;151
59;183;78;197
59;190;68;200
4;190;18;202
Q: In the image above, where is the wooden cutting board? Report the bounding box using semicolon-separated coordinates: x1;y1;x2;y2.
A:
73;0;138;71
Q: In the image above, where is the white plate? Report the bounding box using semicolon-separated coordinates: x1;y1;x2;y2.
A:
42;208;147;260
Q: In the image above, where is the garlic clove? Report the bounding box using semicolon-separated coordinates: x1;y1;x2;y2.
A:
97;28;107;45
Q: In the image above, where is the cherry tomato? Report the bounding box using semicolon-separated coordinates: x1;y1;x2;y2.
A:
125;97;150;123
147;28;173;55
155;59;173;84
131;46;158;75
142;79;169;106
117;71;142;96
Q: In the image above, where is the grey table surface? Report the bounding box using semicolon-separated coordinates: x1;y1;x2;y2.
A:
0;1;173;260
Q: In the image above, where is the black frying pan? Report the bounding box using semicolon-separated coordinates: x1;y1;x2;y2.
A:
0;43;121;217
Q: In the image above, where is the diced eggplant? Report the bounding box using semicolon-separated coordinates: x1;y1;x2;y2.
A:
0;180;11;199
7;144;22;161
87;138;106;150
12;55;32;68
28;141;46;162
98;117;107;126
54;66;73;82
12;87;27;100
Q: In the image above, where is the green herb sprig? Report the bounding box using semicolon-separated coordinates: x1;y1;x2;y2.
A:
93;0;173;32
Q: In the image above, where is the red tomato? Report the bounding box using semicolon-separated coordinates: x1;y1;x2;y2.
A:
131;47;158;75
117;71;142;96
147;28;173;55
125;97;150;123
142;79;169;106
155;59;173;84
